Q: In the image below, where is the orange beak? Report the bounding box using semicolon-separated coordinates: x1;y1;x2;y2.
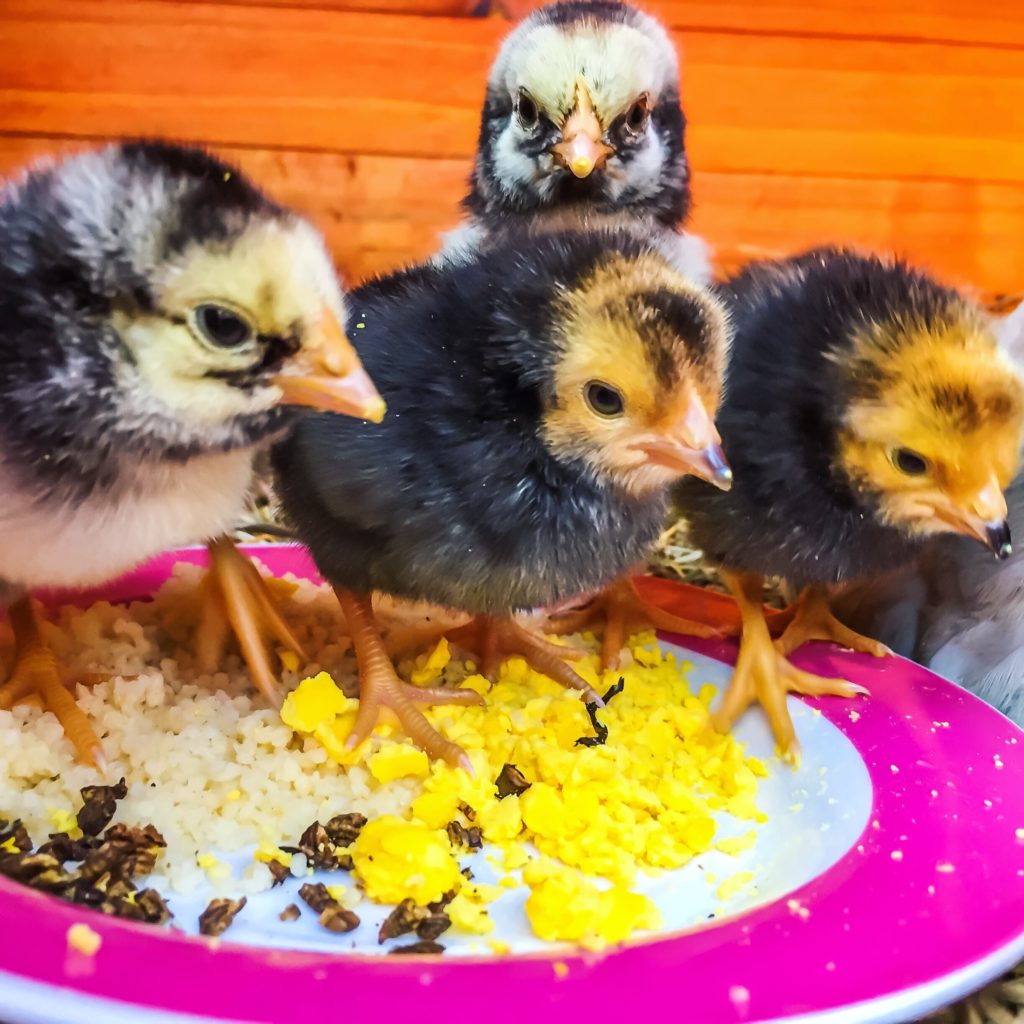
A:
551;77;615;179
630;390;733;490
933;477;1012;559
271;306;386;423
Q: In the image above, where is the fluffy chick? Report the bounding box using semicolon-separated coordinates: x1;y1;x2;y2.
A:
676;247;1024;762
272;229;731;766
440;0;709;282
0;142;383;768
836;305;1024;724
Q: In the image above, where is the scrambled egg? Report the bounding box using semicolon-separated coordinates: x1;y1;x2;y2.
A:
284;631;767;949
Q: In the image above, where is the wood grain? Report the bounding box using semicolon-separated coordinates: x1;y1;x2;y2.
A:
494;0;1024;48
1;1;1022;184
3;135;1021;295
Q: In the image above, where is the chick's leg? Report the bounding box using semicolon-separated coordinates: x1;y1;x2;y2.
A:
447;616;601;704
0;597;105;770
548;576;723;671
713;573;865;766
775;586;891;658
337;590;480;771
195;537;305;708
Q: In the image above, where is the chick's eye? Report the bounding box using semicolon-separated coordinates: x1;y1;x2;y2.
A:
516;90;539;130
625;94;651;134
192;304;254;349
892;447;929;476
584;381;625;417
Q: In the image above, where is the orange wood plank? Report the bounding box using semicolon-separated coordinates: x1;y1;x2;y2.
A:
495;0;1024;49
179;0;483;13
0;1;1022;183
3;135;1023;296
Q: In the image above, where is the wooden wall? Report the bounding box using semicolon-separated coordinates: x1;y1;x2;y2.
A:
1;0;1022;301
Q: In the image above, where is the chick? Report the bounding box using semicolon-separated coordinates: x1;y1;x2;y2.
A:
836;306;1024;724
0;142;383;767
271;229;731;766
675;248;1024;762
440;0;709;283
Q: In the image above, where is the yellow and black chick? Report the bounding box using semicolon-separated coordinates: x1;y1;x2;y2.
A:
271;228;731;768
675;247;1024;763
440;0;709;282
0;141;383;768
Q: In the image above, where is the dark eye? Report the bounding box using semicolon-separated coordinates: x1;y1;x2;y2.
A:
892;448;929;476
625;93;651;134
192;304;254;349
584;381;625;417
516;90;539;130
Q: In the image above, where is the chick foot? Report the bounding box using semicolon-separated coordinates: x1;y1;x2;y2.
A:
776;586;891;659
714;573;865;766
336;590;481;770
0;597;106;769
446;616;601;704
548;576;723;671
195;536;305;708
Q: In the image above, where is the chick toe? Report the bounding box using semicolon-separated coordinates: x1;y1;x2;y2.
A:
196;537;305;707
447;616;599;703
0;597;105;770
337;589;478;770
776;587;891;659
549;576;722;671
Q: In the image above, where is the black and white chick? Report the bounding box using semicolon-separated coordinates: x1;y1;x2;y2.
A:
439;0;710;283
271;228;731;768
675;248;1024;762
0;142;384;768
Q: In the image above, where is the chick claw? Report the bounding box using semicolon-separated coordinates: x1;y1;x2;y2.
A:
776;587;891;659
336;589;481;771
548;576;723;671
0;597;106;770
195;537;305;708
446;616;600;705
713;629;863;766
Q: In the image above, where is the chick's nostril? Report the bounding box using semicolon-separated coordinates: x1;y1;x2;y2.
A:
985;519;1013;560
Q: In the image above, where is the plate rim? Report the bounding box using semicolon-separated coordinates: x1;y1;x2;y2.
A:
2;544;1023;1024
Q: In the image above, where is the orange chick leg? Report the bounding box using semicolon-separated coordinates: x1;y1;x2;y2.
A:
195;536;306;708
713;572;866;767
775;586;891;658
336;589;481;771
0;597;105;770
446;615;600;703
548;575;723;670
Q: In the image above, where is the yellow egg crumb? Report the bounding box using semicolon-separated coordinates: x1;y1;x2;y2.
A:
278;649;300;673
716;871;755;901
254;840;292;868
447;892;495;934
289;630;765;949
410;638;452;685
553;961;569;979
225;789;242;802
0;837;18;854
67;923;101;956
369;745;430;783
487;939;511;955
197;854;231;882
47;808;81;838
351;816;462;906
326;884;347;903
524;860;661;950
715;830;758;856
499;875;518;889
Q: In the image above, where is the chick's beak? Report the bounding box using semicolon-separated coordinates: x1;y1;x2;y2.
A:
272;306;386;423
631;393;733;490
935;478;1012;559
551;77;614;179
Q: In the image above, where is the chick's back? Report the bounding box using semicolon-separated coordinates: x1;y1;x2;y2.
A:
272;235;669;614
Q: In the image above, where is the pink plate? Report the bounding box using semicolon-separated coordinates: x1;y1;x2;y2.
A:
2;544;1024;1024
